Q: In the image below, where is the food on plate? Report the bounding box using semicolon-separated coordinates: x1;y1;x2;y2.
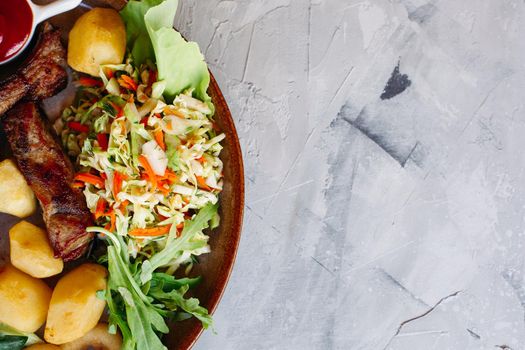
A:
0;23;67;116
0;159;36;218
0;0;227;348
68;8;126;77
44;264;108;345
9;221;64;278
2;102;94;262
60;323;122;350
51;0;224;348
0;264;52;333
24;344;61;350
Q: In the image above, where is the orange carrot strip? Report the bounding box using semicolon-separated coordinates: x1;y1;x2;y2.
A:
113;171;127;199
196;176;212;191
166;169;178;179
128;225;172;237
162;169;178;184
104;209;116;232
94;198;107;220
72;181;85;189
74;173;105;188
118;75;138;91
154;129;165;151
138;155;157;190
158;184;170;195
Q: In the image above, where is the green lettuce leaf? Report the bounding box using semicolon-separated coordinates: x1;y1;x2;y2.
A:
121;0;212;104
120;0;164;66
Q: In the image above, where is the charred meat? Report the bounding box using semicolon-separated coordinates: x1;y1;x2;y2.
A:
2;102;93;261
0;23;67;116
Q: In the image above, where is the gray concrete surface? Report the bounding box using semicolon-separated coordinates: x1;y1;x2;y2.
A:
177;1;525;349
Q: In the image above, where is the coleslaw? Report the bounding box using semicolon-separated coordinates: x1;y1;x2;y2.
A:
56;60;224;272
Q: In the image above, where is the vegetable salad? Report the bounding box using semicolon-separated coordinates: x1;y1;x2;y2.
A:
53;0;225;349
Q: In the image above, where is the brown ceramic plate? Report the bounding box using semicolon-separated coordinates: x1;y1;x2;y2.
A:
0;1;244;349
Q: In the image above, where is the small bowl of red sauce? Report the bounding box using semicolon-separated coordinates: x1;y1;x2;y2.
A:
0;0;82;65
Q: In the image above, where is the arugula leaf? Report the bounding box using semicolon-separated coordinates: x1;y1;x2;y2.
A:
140;202;218;284
106;288;135;350
151;273;202;291
0;335;27;350
149;284;212;329
107;246;168;350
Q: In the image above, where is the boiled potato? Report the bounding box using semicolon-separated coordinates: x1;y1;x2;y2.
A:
25;344;61;350
60;323;122;350
45;264;108;345
68;8;126;76
0;264;52;332
0;159;35;218
10;221;63;278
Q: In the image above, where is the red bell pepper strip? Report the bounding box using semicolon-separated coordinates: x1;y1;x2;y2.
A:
68;121;90;133
97;133;109;151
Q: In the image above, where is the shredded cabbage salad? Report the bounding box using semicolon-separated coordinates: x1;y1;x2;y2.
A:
57;60;224;268
54;1;225;349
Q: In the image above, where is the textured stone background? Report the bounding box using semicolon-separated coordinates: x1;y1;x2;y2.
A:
175;1;525;349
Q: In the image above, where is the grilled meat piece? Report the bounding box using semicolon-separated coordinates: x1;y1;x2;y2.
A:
0;23;67;116
2;102;94;261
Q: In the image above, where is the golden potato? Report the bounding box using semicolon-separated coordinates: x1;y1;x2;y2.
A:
9;221;63;278
60;323;122;350
0;159;36;218
68;8;126;76
45;264;108;345
25;344;61;350
0;264;52;333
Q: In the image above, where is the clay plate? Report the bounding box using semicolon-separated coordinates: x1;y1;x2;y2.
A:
0;1;244;349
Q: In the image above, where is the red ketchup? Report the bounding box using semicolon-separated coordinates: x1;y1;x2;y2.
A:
0;0;33;62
